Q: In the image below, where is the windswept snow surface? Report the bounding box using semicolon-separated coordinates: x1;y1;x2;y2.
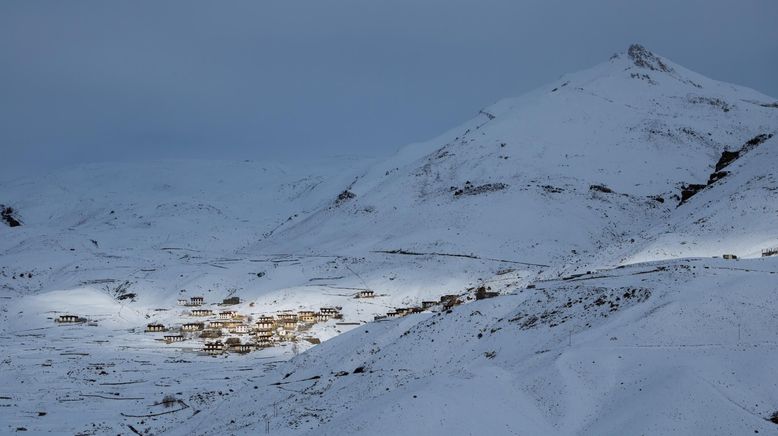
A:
1;45;778;434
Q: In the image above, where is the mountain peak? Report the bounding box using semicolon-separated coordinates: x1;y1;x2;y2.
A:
627;43;674;73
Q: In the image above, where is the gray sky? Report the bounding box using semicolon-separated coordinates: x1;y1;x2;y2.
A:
1;0;777;174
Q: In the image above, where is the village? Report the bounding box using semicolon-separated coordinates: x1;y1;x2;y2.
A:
50;248;767;356
53;288;473;356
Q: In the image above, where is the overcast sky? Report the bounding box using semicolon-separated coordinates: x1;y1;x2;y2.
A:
1;0;777;174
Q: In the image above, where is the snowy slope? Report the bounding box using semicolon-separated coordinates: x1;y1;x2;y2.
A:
177;257;778;436
1;44;778;435
253;44;777;273
627;134;778;262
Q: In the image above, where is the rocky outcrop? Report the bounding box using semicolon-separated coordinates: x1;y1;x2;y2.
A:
679;133;774;205
1;205;21;227
334;190;356;205
628;44;673;73
451;181;508;197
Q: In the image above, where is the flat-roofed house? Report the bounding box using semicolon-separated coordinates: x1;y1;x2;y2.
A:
208;320;226;329
219;311;238;320
145;323;166;332
277;313;298;321
256;338;272;348
255;320;274;330
763;248;778;257
231;343;252;353
181;322;205;332
298;311;316;323
204;341;225;354
421;301;437;309
231;324;250;334
256;330;273;340
320;307;340;316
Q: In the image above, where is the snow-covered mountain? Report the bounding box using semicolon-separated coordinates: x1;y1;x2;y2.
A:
1;44;777;435
254;44;776;269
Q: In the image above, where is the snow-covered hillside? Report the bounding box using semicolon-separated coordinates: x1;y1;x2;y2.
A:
183;257;778;435
254;44;777;271
1;44;777;435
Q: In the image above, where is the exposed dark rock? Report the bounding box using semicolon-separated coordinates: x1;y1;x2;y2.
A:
707;171;729;185
687;95;732;113
743;133;773;151
630;72;657;85
335;190;356;205
1;205;22;227
681;133;773;206
222;297;240;305
628;44;673;73
649;195;665;203
589;184;613;194
453;182;508;197
475;286;499;300
715;150;741;172
680;184;706;204
541;185;564;194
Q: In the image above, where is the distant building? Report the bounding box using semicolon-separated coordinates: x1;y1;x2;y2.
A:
164;334;184;343
356;290;375;299
277;313;298;321
204;341;225;354
191;309;213;317
231;324;250;334
222;296;240;305
255;320;274;330
421;301;437;309
255;330;273;340
145;323;166;332
219;311;237;320
182;322;205;331
395;308;414;316
440;295;461;309
200;329;222;339
208;320;226;329
256;338;272;348
231;344;252;353
298;311;316;323
723;254;738;260
56;314;81;323
177;299;188;306
189;296;205;306
475;286;499;300
320;307;340;316
762;248;778;257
